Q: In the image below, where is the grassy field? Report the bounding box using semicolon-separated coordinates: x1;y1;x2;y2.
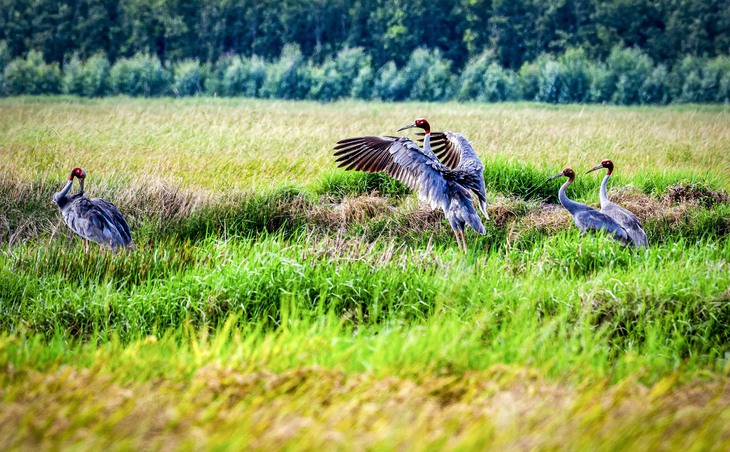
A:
1;97;729;450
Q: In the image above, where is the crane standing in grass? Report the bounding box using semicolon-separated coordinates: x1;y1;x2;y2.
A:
334;118;489;252
548;168;630;245
54;167;133;253
586;159;648;247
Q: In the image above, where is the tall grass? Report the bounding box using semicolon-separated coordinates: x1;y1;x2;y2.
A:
1;98;729;448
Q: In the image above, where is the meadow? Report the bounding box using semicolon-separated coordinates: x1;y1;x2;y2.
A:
1;97;729;450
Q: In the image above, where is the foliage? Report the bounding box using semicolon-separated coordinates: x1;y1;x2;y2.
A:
172;59;206;97
3;50;61;95
536;56;562;104
372;61;407;101
62;52;111;97
218;56;266;98
458;52;520;102
108;53;171;97
639;64;669;105
607;46;655;105
2;41;730;105
558;48;592;103
0;40;10;95
401;48;454;102
260;45;313;100
309;48;372;102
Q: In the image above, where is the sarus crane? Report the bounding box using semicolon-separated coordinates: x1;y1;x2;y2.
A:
586;159;648;247
53;167;133;252
547;168;629;245
333;118;489;252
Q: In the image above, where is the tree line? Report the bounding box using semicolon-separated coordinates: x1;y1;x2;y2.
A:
1;0;729;70
1;41;729;104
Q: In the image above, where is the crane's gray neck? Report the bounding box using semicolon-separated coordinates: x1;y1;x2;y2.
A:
599;174;610;208
53;179;74;208
558;178;584;215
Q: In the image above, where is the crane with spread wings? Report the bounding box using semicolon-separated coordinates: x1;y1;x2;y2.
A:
333;118;489;252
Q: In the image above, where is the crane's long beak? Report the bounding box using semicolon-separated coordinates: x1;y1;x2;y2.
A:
547;173;565;181
397;122;418;132
586;164;604;174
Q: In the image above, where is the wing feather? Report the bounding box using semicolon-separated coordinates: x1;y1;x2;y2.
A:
333;135;451;210
416;131;461;168
602;202;648;246
64;197;127;247
91;198;133;246
574;209;630;245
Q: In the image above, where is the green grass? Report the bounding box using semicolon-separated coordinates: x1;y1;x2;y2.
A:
1;97;729;449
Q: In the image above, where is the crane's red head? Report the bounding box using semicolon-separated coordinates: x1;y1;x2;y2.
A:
69;167;87;180
548;167;575;182
397;118;430;134
586;159;614;175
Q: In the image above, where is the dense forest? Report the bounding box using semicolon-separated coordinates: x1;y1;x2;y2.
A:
0;0;729;103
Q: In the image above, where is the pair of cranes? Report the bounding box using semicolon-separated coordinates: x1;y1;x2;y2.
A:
54;117;646;252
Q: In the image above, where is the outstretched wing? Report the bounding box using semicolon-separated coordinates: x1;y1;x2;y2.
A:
415;131;463;169
91;197;133;246
333;135;452;211
417;131;484;170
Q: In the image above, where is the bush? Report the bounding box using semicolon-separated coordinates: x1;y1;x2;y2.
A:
63;52;110;97
109;53;171;97
456;51;518;102
173;59;207;97
204;55;236;96
310;47;372;101
308;59;339;101
639;64;669;104
260;44;312;100
0;41;10;95
220;56;266;97
535;56;561;103
457;52;493;101
372;61;407;101
700;56;730;103
402;48;454;101
4;50;62;95
558;48;591;103
587;62;613;103
351;65;375;99
518;59;541;101
606;46;654;105
481;62;520;102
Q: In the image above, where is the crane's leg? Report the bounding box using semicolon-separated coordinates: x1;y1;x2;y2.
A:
453;229;463;253
84;239;90;254
461;230;467;253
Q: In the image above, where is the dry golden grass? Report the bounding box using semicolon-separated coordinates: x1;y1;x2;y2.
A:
3;363;729;450
2;99;728;192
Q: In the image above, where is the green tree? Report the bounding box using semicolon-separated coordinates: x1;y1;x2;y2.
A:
4;50;61;94
63;52;111;97
108;52;171;96
606;46;654;105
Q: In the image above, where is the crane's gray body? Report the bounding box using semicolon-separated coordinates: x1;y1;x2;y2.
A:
334;130;487;237
54;180;132;249
557;178;630;245
597;175;648;247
